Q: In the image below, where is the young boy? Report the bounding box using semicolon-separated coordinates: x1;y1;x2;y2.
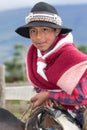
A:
15;2;87;127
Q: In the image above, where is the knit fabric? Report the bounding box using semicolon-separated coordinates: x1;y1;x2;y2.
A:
48;72;87;107
26;33;87;95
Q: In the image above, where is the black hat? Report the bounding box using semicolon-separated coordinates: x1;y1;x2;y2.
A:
15;2;72;38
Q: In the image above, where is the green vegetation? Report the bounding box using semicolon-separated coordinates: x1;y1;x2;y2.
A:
4;44;28;82
77;45;87;54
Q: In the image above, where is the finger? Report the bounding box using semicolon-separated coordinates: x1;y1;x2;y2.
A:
30;96;37;102
44;100;53;108
49;100;54;107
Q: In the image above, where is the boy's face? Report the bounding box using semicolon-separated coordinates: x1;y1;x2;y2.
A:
29;27;61;51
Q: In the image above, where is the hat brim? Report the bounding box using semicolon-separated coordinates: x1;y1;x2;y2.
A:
15;21;72;38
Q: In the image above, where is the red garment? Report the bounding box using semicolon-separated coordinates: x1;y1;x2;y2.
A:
26;34;87;109
48;71;87;109
26;42;87;93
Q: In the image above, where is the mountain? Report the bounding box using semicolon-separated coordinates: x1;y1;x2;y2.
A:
0;4;87;64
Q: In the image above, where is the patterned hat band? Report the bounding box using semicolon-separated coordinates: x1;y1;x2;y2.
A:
25;12;63;26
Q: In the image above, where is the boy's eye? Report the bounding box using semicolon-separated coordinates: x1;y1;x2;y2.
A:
42;28;48;31
29;29;36;34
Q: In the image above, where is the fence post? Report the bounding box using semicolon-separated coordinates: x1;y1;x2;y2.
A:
0;65;5;108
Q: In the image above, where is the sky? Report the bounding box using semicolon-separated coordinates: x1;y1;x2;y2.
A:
0;0;87;11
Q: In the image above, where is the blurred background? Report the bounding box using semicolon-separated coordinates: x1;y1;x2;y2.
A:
0;0;87;116
0;0;87;83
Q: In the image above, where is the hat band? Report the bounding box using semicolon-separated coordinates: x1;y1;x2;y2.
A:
25;12;63;26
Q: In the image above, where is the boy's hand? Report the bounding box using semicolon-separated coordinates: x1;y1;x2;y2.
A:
30;91;49;109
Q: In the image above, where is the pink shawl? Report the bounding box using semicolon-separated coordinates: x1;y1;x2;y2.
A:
26;34;87;95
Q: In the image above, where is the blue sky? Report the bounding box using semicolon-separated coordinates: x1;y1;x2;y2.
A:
0;0;87;11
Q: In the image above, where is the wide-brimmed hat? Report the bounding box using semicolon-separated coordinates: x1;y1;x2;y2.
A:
15;2;72;38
